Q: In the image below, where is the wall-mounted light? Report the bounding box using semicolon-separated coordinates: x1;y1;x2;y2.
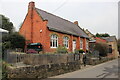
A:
40;29;42;33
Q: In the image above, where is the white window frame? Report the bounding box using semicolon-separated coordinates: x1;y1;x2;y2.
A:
80;39;83;49
50;34;58;48
63;36;69;49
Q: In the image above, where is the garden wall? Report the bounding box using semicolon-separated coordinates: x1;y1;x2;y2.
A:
4;50;115;79
4;50;80;65
6;61;81;78
4;50;81;78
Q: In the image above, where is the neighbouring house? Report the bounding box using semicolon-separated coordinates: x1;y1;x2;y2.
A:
84;29;119;58
84;29;95;41
84;29;107;55
102;36;119;58
89;37;107;56
84;29;96;52
95;37;107;43
19;2;89;53
89;36;119;58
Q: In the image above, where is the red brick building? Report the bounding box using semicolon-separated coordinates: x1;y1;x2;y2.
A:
19;2;89;53
95;37;107;43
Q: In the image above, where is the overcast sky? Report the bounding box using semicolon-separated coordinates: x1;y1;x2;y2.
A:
0;0;119;38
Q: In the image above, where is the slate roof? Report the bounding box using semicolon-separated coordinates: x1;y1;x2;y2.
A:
36;8;89;38
101;36;117;42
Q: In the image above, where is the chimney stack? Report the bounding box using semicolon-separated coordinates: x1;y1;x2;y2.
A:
74;21;79;26
28;1;35;10
28;1;35;43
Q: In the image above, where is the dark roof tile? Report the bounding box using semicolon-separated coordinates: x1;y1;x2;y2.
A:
101;36;117;42
36;8;89;38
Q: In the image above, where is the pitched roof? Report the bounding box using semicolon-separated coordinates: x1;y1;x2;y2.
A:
101;36;117;42
36;8;89;38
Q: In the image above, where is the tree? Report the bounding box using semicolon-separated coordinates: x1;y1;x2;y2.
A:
0;14;14;33
2;32;25;51
102;33;110;37
96;33;110;37
117;39;120;54
94;43;109;57
96;33;101;37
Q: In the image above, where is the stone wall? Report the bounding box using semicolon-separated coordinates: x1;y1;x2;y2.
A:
4;51;80;65
6;61;81;78
4;51;81;78
4;51;115;79
86;57;115;65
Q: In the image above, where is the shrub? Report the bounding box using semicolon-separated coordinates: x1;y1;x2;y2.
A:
78;49;84;53
75;49;84;54
94;43;109;57
56;45;68;53
2;42;11;50
2;61;11;79
2;32;25;51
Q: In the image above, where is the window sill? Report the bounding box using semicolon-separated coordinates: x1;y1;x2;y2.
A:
50;47;57;48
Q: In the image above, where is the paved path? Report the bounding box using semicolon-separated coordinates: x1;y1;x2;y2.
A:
51;59;119;78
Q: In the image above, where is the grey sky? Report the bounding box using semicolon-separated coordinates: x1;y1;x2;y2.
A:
0;0;119;38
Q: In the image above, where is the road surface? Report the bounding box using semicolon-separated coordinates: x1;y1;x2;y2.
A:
52;59;120;78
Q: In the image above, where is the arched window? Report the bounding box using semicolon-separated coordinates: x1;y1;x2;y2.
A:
50;34;58;48
63;36;69;48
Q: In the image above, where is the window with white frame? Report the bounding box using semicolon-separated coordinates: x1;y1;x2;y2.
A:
80;39;83;49
86;40;89;50
63;36;69;48
50;34;58;48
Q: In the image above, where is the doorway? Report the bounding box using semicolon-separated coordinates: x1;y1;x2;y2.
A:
73;40;76;52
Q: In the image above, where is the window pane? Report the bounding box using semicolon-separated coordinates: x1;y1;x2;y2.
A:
53;40;55;47
50;34;58;48
63;36;69;48
56;41;58;47
50;40;52;47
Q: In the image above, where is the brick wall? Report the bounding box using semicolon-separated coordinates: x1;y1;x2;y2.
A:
19;2;87;53
96;37;107;43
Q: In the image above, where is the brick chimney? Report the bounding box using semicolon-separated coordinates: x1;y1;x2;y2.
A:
28;1;35;11
28;1;35;43
74;21;79;26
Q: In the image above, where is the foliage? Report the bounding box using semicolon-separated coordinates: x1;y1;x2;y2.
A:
2;42;11;50
117;39;120;54
96;33;110;37
75;49;84;54
0;14;14;33
2;32;25;51
2;62;13;79
9;32;25;49
56;45;68;53
94;43;109;57
2;61;8;79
